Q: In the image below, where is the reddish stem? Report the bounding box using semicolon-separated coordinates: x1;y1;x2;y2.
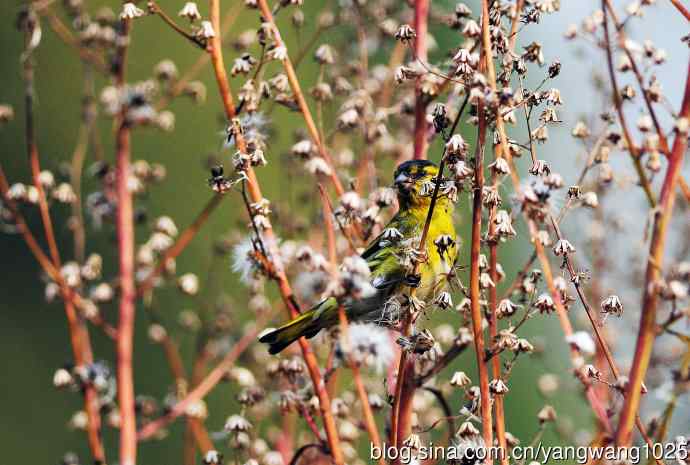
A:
21;25;106;462
469;100;494;458
115;16;137;465
116;120;137;465
207;1;344;462
669;0;690;21
615;57;690;446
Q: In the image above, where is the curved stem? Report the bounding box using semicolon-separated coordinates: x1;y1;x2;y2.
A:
206;1;344;462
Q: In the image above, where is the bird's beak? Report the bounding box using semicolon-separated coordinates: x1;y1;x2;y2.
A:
394;172;413;191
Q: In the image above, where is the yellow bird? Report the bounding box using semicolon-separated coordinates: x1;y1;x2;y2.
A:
259;159;458;354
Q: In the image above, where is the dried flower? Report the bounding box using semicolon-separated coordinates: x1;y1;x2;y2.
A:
553;239;575;256
178;273;200;295
496;299;518;319
395;24;416;43
314;44;335;65
537;405;557;423
179;2;201;22
534;293;555;314
489;378;509;394
450;371;472;388
566;331;596;356
196;21;215;39
434;291;453;309
120;2;145;19
203;450;223;465
601;294;623;316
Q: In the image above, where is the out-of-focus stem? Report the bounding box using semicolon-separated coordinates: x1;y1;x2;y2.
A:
39;7;109;74
137;194;223;296
114;16;137;465
22;19;106;462
412;0;429;159
601;4;656;207
469;99;494;458
116;118;137;465
669;0;690;21
137;320;264;439
615;57;690;447
338;308;386;465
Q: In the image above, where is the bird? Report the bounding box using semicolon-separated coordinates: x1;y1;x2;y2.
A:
259;159;458;354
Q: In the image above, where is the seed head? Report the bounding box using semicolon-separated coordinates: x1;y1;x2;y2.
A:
553;239;575;256
203;450;223;465
197;21;215;39
537;405;557;423
489;378;509;394
450;371;472;388
120;2;145;19
224;414;252;432
395;24;416;43
178;2;201;21
178;273;200;295
601;294;623;316
534;293;555;314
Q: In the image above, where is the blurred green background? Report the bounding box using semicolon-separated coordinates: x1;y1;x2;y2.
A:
0;1;587;463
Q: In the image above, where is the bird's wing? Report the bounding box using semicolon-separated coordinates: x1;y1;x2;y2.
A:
361;212;415;290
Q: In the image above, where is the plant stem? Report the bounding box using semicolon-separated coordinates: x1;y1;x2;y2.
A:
21;18;106;463
548;215;662;463
137;194;223;296
255;0;345;197
138;318;265;439
469;98;494;460
412;0;429;159
602;0;690;205
114;16;137;465
207;1;344;462
615;56;690;446
601;3;656;207
669;0;690;21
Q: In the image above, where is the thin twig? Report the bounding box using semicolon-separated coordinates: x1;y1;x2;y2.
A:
21;17;106;463
206;1;344;462
601;3;656;207
137;194;224;297
255;0;346;198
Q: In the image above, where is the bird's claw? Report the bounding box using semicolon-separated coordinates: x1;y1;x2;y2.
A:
404;273;421;288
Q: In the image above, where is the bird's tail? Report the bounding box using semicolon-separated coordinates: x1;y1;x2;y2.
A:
259;298;336;354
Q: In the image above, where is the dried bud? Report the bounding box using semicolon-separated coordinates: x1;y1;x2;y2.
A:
489;379;509;394
450;371;472;388
395;24;416;42
601;294;623;316
537;405;557;423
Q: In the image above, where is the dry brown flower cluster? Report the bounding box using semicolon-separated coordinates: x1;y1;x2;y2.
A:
1;1;690;465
